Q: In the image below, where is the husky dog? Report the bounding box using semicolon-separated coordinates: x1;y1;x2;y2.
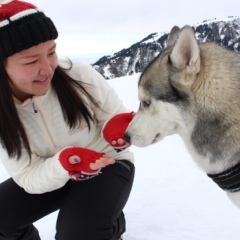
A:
124;25;240;208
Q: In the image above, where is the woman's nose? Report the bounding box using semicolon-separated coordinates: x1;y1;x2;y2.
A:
39;58;52;75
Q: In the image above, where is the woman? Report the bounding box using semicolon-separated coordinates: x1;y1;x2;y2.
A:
0;1;135;239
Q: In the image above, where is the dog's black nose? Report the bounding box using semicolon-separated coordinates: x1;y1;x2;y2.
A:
124;133;131;144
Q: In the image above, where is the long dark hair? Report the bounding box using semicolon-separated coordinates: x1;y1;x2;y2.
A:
0;60;101;160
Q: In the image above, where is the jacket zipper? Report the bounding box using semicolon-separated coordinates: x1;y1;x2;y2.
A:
31;98;38;113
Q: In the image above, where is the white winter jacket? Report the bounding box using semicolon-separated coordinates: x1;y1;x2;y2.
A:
0;60;134;194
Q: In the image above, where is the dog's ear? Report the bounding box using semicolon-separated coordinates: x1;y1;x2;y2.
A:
167;26;181;47
169;25;200;74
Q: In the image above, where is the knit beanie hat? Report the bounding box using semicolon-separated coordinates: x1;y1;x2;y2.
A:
0;0;58;60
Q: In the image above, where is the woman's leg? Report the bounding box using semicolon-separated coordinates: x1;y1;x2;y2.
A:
55;160;135;240
0;178;71;240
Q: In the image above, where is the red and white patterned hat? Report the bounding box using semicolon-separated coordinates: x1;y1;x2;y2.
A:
0;0;58;60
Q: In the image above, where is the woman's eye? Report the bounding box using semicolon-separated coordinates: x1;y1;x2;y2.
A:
49;51;56;56
142;100;151;107
25;60;37;65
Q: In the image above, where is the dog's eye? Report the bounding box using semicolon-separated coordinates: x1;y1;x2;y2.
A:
142;100;151;107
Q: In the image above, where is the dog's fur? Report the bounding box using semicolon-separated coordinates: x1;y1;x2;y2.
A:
124;25;240;208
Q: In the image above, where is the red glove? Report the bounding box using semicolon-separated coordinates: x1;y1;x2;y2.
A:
102;112;134;152
59;147;105;181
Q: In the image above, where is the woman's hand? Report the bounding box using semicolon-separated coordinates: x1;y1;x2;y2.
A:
102;111;135;152
68;154;115;171
59;147;115;180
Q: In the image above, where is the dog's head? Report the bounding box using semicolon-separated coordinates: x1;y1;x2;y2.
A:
124;25;200;147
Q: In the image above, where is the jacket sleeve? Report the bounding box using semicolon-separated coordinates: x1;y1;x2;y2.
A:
0;146;69;194
74;63;135;162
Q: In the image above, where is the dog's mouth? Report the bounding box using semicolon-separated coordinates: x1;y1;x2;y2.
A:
152;133;161;144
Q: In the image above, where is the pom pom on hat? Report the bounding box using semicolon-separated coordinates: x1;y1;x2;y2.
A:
0;0;58;60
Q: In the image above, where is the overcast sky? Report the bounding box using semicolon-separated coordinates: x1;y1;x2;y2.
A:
32;0;240;57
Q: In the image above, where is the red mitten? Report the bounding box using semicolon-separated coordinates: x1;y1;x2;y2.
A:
59;147;105;181
102;112;134;152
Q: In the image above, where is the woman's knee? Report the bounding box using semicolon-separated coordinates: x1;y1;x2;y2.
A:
55;161;134;240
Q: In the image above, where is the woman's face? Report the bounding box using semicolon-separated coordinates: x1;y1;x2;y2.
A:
4;40;58;102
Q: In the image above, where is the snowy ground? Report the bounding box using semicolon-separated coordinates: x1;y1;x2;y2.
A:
1;73;240;239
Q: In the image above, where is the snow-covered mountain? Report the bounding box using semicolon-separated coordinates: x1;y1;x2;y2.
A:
93;16;240;79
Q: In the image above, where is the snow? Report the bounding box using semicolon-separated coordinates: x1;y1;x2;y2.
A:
1;73;240;239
